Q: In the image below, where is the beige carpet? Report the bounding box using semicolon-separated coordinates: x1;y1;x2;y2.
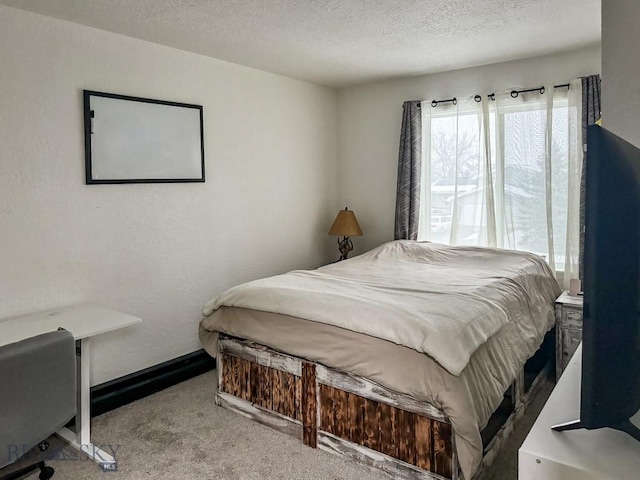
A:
6;371;553;480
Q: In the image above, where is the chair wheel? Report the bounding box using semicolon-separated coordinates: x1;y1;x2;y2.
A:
37;441;49;451
39;465;54;480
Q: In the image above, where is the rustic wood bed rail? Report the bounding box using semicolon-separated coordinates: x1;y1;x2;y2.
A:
215;335;546;480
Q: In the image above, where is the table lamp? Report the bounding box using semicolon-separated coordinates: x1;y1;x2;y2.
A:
328;207;363;261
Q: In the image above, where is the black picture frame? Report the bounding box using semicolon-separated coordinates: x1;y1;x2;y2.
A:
83;90;205;185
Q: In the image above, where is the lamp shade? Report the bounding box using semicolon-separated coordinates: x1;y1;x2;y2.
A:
328;208;363;236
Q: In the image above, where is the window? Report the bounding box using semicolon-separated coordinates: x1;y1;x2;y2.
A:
419;86;581;276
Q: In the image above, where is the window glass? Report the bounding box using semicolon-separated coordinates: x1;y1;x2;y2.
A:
422;97;575;270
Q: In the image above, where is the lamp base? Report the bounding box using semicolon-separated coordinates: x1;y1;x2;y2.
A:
337;236;353;262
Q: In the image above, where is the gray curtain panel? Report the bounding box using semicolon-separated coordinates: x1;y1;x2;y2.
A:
579;74;602;277
394;101;422;240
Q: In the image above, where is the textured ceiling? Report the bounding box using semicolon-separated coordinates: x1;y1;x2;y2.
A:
0;0;601;87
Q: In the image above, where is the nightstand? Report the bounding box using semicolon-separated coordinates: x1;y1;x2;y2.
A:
555;291;584;381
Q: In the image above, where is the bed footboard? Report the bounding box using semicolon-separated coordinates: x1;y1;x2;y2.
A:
216;335;458;480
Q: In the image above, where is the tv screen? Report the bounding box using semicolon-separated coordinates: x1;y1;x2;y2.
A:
553;125;640;441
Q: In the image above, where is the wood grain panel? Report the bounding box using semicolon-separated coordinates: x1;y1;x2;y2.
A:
333;388;348;439
302;362;317;448
220;353;231;394
319;384;335;434
221;353;302;420
396;407;416;465
415;415;433;471
363;398;379;451
219;336;301;376
258;363;273;410
294;375;303;421
316;364;447;422
433;419;453;478
271;367;284;414
249;361;260;403
282;370;297;419
238;356;251;401
319;432;443;480
347;392;364;444
378;402;396;458
223;354;241;396
316;388;445;476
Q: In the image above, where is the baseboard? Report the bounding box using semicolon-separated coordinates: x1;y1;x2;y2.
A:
89;349;216;417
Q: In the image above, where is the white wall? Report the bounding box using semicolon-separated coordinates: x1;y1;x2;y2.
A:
0;6;338;385
602;0;640;147
337;46;601;254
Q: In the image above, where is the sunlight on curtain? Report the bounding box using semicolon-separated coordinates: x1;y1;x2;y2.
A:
418;82;582;288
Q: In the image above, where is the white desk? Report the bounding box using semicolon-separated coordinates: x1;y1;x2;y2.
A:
519;345;640;480
0;304;141;471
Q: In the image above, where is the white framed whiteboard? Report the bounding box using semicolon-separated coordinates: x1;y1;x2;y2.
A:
84;90;204;184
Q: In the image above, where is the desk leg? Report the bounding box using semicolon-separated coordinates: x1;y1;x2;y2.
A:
55;338;118;471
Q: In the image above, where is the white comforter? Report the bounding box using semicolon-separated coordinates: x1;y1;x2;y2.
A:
202;241;559;375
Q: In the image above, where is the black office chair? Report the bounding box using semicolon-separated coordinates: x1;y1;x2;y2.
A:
0;330;76;480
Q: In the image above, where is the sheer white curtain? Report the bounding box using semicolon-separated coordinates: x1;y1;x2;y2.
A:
418;98;496;246
418;80;582;288
565;79;583;284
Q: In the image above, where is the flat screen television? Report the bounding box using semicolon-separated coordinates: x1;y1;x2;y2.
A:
552;125;640;441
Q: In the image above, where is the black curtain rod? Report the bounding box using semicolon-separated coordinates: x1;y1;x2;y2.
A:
431;98;457;107
431;83;571;106
508;83;570;99
485;83;571;102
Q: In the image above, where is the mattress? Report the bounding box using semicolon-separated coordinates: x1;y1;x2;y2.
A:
199;241;561;478
203;241;560;376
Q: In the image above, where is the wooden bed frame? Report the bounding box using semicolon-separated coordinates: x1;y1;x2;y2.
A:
215;334;548;480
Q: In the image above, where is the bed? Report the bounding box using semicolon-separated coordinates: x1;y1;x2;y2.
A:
199;240;561;479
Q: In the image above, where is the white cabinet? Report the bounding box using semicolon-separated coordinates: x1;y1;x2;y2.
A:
519;346;640;480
